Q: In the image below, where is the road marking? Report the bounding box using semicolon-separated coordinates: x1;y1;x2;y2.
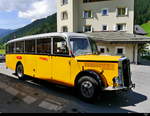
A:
0;82;8;89
38;100;63;111
46;98;62;106
22;96;37;104
5;87;19;96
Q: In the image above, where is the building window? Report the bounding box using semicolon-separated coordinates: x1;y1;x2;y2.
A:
83;25;92;32
83;10;93;18
98;46;106;54
83;0;92;3
62;26;68;32
117;8;128;16
83;0;104;3
101;9;109;16
102;25;108;31
61;11;68;20
62;0;68;5
116;24;126;31
116;47;125;55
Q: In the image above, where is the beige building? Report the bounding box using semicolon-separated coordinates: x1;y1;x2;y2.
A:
57;0;150;64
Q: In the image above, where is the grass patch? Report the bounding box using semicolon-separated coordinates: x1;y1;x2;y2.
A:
141;22;150;37
0;49;5;54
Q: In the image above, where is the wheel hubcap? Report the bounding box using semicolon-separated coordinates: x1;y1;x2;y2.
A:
81;81;94;98
17;65;23;78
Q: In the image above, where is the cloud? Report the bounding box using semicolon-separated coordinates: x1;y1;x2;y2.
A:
0;0;56;21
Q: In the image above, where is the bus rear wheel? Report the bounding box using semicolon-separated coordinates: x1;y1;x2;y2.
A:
16;63;25;80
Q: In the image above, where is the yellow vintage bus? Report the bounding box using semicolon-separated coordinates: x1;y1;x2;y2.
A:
5;32;135;102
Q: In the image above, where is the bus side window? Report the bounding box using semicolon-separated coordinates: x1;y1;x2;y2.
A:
6;45;9;54
37;38;51;54
25;40;35;54
8;43;15;54
16;41;24;53
53;37;69;55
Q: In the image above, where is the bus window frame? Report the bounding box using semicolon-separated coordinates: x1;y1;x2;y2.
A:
36;37;52;55
52;36;71;57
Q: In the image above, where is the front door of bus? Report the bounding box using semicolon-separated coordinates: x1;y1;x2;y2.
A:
51;37;71;84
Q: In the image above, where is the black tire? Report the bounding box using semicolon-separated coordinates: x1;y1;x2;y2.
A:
16;63;25;80
77;76;99;103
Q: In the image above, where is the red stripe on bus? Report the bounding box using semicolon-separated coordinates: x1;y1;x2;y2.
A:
40;57;48;61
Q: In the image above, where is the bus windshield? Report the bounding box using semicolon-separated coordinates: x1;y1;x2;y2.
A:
70;37;99;56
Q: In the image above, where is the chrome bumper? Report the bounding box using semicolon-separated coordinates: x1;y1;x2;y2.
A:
103;83;135;91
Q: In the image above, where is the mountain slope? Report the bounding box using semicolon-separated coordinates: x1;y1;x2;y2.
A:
1;0;150;43
135;0;150;25
0;13;57;43
0;29;14;38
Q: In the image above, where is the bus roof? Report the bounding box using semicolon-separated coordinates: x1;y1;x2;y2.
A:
6;32;88;44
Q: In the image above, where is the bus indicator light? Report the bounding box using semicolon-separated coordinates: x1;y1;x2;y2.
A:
16;56;22;60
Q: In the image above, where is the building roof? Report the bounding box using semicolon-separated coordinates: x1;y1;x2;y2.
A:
134;25;148;35
84;32;150;44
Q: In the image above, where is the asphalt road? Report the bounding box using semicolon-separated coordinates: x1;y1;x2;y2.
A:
0;62;150;113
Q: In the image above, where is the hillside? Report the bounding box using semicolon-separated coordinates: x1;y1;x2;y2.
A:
141;22;150;37
135;0;150;25
0;13;57;43
0;29;14;38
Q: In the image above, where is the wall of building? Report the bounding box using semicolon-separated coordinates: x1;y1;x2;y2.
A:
96;43;138;63
78;0;134;33
57;0;134;33
57;0;74;32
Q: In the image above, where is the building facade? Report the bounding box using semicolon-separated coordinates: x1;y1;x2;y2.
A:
57;0;134;33
57;0;150;64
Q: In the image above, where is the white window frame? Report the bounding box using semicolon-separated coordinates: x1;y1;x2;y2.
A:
101;8;109;16
102;25;108;31
61;11;68;20
116;7;128;17
62;26;68;32
83;10;93;19
97;46;107;54
83;25;92;32
116;23;127;31
61;0;68;6
115;47;126;55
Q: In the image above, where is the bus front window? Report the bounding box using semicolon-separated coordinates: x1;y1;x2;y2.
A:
70;37;98;56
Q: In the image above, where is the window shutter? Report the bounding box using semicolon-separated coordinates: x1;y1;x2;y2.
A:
125;8;128;16
116;8;118;16
82;11;85;18
113;25;117;31
91;11;93;18
91;27;93;32
83;26;85;32
124;24;127;31
61;12;63;20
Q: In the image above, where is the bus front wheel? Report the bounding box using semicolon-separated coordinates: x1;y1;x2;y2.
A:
16;63;25;80
77;76;99;103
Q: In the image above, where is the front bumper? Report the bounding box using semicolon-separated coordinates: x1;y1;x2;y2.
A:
103;83;135;91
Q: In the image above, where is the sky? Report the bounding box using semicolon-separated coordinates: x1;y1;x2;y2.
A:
0;0;57;30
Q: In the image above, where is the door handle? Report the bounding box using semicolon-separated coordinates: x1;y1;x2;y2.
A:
69;61;71;65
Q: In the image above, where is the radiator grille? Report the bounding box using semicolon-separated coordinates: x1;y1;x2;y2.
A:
122;59;132;87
